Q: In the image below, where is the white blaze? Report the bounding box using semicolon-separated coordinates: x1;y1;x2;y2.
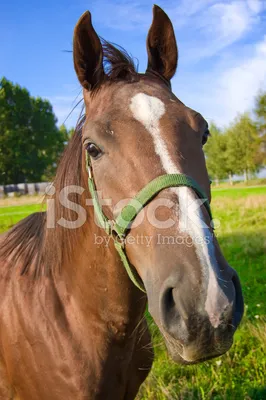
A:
130;92;229;327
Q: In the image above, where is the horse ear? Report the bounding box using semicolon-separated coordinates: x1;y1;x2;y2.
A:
73;11;105;90
146;5;178;81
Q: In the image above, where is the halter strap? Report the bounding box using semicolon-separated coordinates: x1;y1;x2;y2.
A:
86;152;212;293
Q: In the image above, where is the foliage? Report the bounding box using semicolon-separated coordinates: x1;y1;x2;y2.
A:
255;91;266;131
204;123;229;181
205;113;264;183
254;91;266;165
226;114;261;179
0;77;68;184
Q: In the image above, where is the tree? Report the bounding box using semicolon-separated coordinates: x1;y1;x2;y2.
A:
254;91;266;165
68;127;75;138
226;113;261;181
204;123;229;184
0;77;68;184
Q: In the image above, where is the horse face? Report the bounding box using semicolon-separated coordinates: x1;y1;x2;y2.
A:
74;6;244;364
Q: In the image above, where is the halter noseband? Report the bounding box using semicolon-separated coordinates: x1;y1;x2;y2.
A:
86;152;212;293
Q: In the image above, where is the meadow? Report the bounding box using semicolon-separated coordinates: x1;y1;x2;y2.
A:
0;186;265;399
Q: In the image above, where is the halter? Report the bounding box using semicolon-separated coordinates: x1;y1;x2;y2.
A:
86;152;212;293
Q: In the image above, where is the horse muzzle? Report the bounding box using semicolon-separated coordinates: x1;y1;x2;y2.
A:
152;267;244;364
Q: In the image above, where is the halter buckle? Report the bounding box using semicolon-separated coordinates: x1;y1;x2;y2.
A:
87;165;93;179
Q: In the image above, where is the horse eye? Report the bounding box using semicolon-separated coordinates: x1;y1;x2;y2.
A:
202;128;210;146
85;143;102;159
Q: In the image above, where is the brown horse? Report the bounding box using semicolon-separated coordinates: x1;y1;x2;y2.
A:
0;5;243;400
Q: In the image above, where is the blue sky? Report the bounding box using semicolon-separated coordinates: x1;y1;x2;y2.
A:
1;0;266;128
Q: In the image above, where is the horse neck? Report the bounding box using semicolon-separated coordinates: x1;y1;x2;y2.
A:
56;215;147;338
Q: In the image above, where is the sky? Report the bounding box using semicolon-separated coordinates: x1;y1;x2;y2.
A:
1;0;266;129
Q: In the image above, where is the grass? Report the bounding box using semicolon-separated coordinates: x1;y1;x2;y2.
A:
138;319;266;400
211;178;266;189
1;187;265;399
0;203;43;233
211;185;266;199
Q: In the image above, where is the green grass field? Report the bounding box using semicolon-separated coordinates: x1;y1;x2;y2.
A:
0;203;43;233
1;187;265;399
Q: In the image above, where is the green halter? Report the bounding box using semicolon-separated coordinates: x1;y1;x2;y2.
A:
86;153;212;293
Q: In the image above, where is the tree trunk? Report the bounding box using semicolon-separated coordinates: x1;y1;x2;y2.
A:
228;172;233;186
244;169;248;182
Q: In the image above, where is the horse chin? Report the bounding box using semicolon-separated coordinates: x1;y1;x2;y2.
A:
163;335;234;365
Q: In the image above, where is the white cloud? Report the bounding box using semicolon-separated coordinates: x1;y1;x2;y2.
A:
176;0;264;62
208;2;256;40
247;0;263;13
174;35;266;126
167;1;266;125
216;35;266;124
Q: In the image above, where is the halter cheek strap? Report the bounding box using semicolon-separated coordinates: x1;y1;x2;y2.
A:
86;152;212;293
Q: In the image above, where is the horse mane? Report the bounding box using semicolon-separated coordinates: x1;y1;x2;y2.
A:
0;41;139;277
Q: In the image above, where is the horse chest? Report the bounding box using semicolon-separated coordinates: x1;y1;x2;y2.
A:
0;278;151;400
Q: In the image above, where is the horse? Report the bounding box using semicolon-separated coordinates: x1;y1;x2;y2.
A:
0;5;244;400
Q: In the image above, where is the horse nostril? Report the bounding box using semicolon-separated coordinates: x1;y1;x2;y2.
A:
160;286;182;327
160;286;190;345
164;288;175;310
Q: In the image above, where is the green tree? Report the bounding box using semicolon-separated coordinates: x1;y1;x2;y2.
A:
204;123;229;184
254;91;266;165
0;77;67;184
226;113;261;181
68;127;75;138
